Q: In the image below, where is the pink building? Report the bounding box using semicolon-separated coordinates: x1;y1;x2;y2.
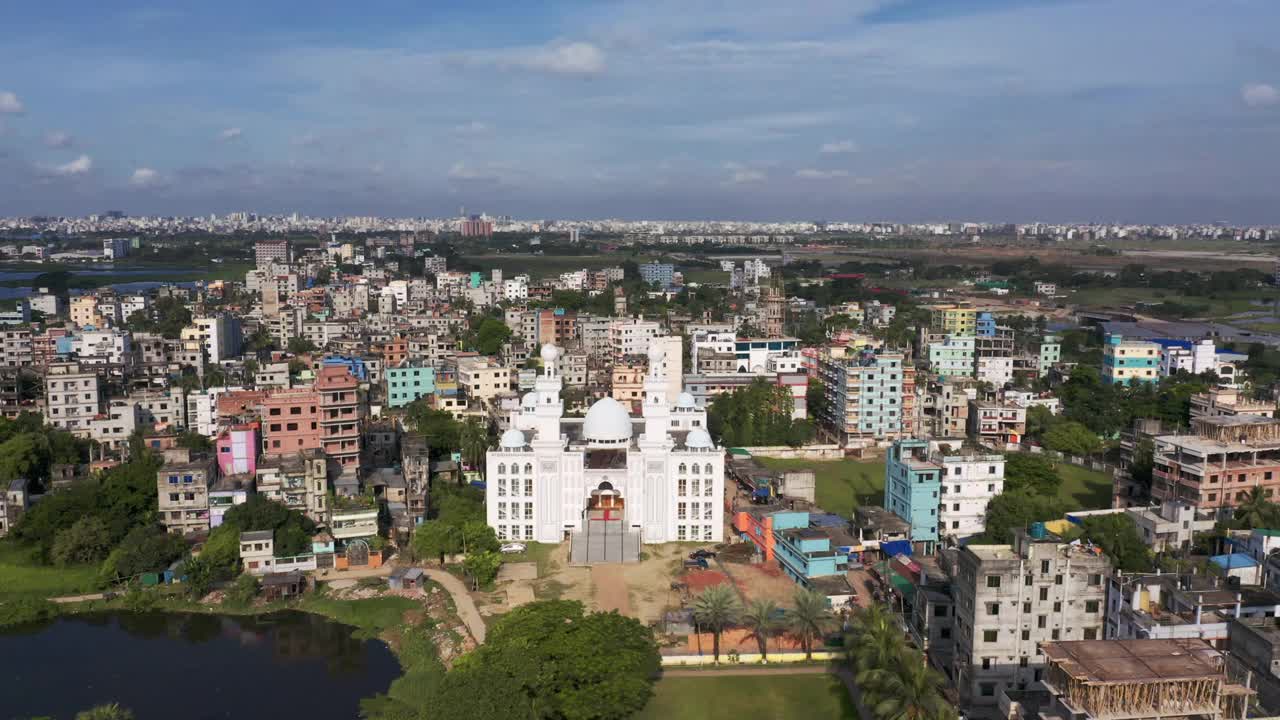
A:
260;389;322;457
215;422;259;476
316;366;362;470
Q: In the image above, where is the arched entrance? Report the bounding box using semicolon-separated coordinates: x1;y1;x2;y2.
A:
570;480;639;564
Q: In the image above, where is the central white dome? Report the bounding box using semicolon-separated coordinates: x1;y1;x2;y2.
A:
540;343;559;362
676;391;696;408
521;393;537;408
686;428;715;449
500;428;527;448
582;397;633;443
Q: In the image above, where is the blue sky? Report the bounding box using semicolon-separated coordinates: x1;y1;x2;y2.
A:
1;0;1279;222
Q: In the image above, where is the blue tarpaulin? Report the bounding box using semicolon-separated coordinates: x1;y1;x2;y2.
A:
880;540;912;557
1209;553;1258;570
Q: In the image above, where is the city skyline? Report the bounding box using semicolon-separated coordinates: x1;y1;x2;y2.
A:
2;0;1279;222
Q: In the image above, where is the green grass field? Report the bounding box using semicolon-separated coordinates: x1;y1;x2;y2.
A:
637;675;856;720
297;593;420;637
1068;286;1274;319
1054;462;1113;510
755;454;1112;514
755;457;886;517
0;541;99;600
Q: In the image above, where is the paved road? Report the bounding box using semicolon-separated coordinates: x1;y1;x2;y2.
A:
419;567;487;644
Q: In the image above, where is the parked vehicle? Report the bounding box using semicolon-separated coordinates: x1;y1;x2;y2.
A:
683;557;709;569
688;549;717;560
499;543;527;554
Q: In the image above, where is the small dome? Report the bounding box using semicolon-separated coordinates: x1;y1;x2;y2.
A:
521;393;537;408
500;428;526;448
676;391;696;408
647;342;666;364
582;397;633;443
686;428;715;449
540;343;559;362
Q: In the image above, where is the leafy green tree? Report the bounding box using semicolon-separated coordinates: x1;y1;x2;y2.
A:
287;337;318;354
459;419;489;475
1003;453;1062;496
708;378;809;448
740;598;784;660
462;551;502;590
1043;421;1103;456
1079;514;1153;572
469;317;513;356
806;378;828;424
51;516;114;566
98;525;187;583
1232;487;1280;530
405;402;462;458
862;648;953;720
787;588;832;661
692;584;740;662
224;574;260;607
175;431;213;452
75;704;136;720
977;490;1065;544
427;601;659;720
412;521;459;565
221;494;315;556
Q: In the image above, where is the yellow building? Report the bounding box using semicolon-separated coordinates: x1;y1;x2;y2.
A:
70;295;103;329
927;304;977;336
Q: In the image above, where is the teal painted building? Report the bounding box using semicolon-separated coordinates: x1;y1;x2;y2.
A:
385;364;436;408
884;439;943;552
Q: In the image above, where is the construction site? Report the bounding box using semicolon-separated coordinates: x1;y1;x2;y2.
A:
1029;639;1254;720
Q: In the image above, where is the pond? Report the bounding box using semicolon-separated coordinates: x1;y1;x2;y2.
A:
0;610;400;719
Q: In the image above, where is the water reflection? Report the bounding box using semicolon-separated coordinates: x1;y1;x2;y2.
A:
0;611;398;720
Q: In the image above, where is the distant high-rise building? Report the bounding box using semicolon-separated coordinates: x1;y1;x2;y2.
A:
460;215;494;238
255;239;291;269
762;275;785;337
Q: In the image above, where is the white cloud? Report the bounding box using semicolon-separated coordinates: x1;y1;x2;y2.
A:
218;127;243;141
820;140;858;154
53;154;92;176
796;168;850;179
454;121;490;135
0;91;23;114
724;162;765;184
448;161;500;182
44;130;74;148
130;167;159;187
510;42;606;76
1242;83;1279;108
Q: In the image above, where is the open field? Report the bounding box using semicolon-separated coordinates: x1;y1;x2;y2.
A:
1066;287;1275;318
0;542;99;600
755;457;886;517
637;675;857;720
1055;462;1114;510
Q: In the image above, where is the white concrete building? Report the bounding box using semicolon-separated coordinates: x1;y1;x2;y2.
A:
609;318;661;359
976;355;1014;387
938;451;1005;541
1160;339;1217;377
45;362;101;435
71;329;132;366
486;343;724;546
503;278;529;302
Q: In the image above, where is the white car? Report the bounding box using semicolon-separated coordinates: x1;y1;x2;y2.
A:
499;543;527;554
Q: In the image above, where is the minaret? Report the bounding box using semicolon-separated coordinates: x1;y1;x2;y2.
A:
531;343;564;444
641;342;672;447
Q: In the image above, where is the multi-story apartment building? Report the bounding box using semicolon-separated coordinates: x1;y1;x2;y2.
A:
260;388;322;456
1190;388;1274;421
0;328;32;367
0;368;23;418
385;361;435;408
132;387;186;429
967;401;1027;447
928;304;977;336
939;451;1005;541
610;362;647;411
255;239;291;269
816;346;915;444
1103;333;1160;385
638;261;674;287
884;439;943;553
560;352;588;387
255;449;328;522
610;318;661;360
922;379;978;439
70;295;103;328
952;529;1111;711
1036;335;1061;377
1151;416;1280;517
535;308;578;347
71;329;132;367
157;452;217;535
44;362;100;435
316;366;362;470
578;316;614;359
189;313;243;362
456;356;510;406
927;335;976;379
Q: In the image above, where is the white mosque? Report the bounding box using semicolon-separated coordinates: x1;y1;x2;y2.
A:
486;342;725;553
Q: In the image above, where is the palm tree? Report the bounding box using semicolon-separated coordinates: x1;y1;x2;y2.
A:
692;584;741;663
861;649;951;720
740;598;784;661
788;588;833;660
459;418;489;480
1235;486;1274;528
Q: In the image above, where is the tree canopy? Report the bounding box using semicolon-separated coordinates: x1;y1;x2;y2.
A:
708;378;813;448
425;600;659;720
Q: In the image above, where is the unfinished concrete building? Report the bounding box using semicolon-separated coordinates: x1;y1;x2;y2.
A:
1034;639;1252;720
1152;416;1280;517
953;528;1112;711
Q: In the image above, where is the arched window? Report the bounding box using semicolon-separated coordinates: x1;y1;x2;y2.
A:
691;464;700;474
704;463;714;475
678;463;687;474
497;463;506;475
524;463;533;475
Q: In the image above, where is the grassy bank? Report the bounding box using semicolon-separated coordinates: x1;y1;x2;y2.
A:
637;675;857;720
0;542;98;601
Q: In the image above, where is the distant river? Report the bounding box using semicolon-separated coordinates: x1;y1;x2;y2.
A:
0;266;204;300
0;611;400;719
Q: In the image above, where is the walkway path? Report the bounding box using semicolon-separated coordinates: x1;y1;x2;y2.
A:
591;564;633;615
419;567;487;644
